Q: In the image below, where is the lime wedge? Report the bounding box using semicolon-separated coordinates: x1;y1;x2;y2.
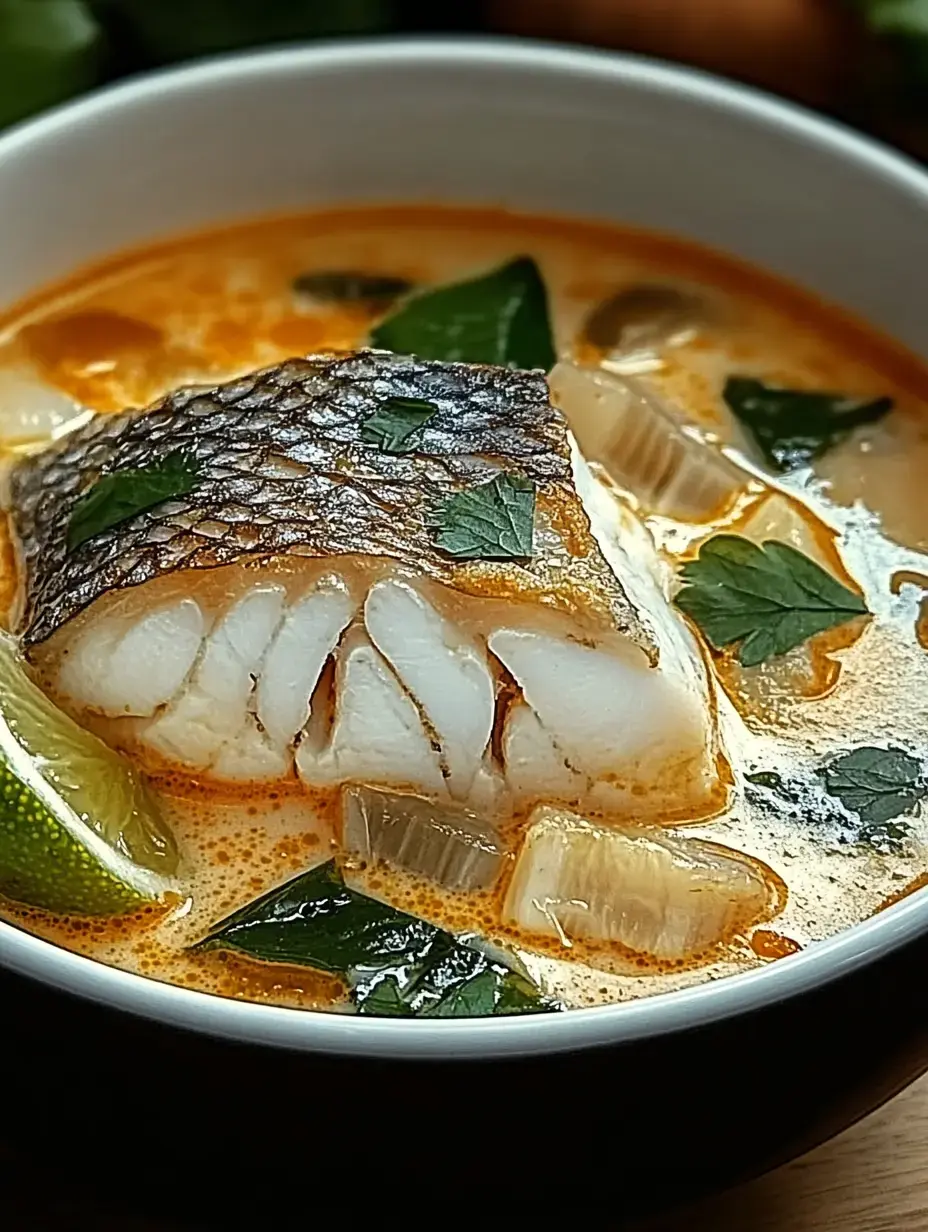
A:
0;634;178;915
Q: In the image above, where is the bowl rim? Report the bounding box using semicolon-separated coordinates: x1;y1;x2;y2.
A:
2;35;928;1059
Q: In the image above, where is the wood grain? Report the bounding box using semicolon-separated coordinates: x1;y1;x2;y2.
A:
641;1074;928;1232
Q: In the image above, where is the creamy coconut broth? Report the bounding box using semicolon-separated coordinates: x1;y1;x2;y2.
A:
1;205;928;1016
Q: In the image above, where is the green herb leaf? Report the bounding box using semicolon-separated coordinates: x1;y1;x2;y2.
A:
432;473;535;560
360;395;437;453
723;376;892;472
822;746;926;826
293;270;413;307
422;968;502;1017
200;861;553;1019
370;256;557;371
675;534;868;666
745;769;802;804
67;452;199;551
745;770;785;792
356;974;414;1017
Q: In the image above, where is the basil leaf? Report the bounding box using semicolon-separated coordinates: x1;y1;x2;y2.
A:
356;974;414;1017
432;473;535;560
675;534;868;666
67;452;199;551
293;270;413;307
370;256;556;371
360;395;437;453
723;376;892;472
423;968;501;1017
200;861;434;974
822;746;926;826
200;861;553;1019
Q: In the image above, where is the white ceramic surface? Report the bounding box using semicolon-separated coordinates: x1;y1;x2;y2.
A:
1;38;927;1059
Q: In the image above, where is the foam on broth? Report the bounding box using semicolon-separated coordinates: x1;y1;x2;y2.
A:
2;204;928;1012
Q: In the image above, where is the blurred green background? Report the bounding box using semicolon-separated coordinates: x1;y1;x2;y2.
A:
0;1;926;145
0;1;478;130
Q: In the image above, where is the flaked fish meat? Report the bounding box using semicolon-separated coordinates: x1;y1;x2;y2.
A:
7;350;721;821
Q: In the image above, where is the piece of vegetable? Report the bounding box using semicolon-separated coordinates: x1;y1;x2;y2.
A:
822;745;926;826
200;860;552;1018
0;634;176;914
736;491;837;574
723;376;892;472
675;534;868;667
360;396;437;454
67;451;199;550
0;366;89;448
342;785;504;892
581;283;711;356
549;360;746;520
293;270;413;307
0;0;101;130
745;770;800;803
504;806;778;961
371;256;556;371
432;472;535;560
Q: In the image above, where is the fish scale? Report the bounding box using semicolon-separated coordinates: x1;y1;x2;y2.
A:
9;349;648;651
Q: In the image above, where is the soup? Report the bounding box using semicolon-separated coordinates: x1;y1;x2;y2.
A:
1;205;927;1017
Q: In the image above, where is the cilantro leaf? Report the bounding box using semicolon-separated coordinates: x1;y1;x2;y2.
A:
432;473;535;560
723;376;892;472
67;452;200;551
200;861;553;1019
822;746;927;826
370;256;556;371
675;534;868;666
360;395;437;453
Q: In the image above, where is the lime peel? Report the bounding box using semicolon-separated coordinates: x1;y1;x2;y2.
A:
0;634;177;915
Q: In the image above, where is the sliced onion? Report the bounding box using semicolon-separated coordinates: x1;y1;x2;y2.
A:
504;806;778;961
342;784;504;892
549;360;746;521
0;366;90;449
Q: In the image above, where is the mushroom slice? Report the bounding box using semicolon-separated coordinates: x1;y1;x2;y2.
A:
581;283;712;358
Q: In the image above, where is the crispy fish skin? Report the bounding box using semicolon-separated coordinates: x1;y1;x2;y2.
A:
9;350;650;652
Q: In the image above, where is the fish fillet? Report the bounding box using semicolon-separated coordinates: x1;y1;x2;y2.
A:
9;351;722;822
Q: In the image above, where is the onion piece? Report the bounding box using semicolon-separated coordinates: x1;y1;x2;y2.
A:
504;806;779;961
0;366;90;449
342;784;504;892
549;360;746;521
737;491;837;575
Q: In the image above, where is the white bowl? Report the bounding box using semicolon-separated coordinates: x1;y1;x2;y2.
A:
1;39;928;1070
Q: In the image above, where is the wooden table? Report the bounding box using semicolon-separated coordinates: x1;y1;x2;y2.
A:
642;1075;928;1232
